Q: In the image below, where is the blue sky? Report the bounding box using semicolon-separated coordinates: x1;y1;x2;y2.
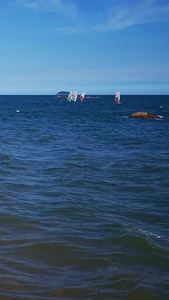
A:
0;0;169;95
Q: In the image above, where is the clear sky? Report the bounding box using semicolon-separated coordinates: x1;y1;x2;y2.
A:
0;0;169;95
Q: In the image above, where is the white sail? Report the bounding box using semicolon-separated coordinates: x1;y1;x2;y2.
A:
116;92;120;99
72;91;77;102
67;91;73;101
80;92;85;102
114;91;120;103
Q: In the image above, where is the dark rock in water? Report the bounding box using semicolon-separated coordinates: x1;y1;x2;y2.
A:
129;112;162;119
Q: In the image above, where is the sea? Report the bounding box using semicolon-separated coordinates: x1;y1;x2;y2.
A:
0;95;169;300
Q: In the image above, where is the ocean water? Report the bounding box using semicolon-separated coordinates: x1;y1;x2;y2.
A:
0;95;169;300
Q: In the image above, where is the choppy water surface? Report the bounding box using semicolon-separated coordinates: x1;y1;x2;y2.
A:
0;95;169;299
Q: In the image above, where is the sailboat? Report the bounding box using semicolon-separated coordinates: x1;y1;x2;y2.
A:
72;91;77;102
80;92;85;102
114;91;120;104
67;91;73;101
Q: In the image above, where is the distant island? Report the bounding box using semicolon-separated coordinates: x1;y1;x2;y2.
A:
56;91;101;99
56;91;69;98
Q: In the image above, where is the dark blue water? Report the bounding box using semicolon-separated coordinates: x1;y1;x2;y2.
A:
0;95;169;299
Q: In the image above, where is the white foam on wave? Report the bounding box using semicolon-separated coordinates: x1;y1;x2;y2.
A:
126;225;165;241
138;229;161;239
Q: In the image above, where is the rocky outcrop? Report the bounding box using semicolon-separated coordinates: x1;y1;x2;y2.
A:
129;112;162;119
